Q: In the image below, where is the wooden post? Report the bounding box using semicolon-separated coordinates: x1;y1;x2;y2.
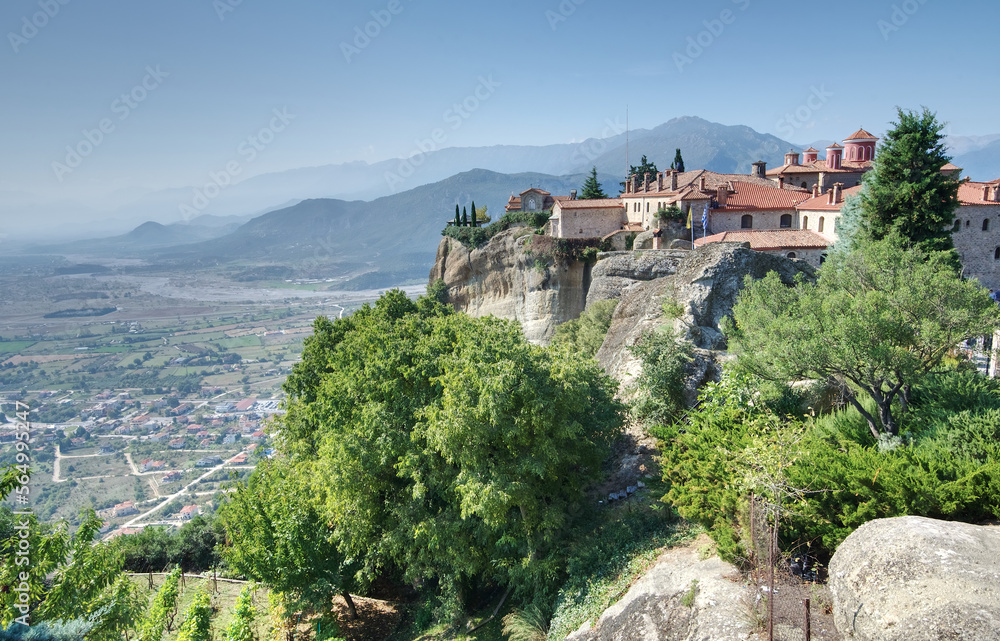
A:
768;511;776;641
148;572;154;590
804;598;811;641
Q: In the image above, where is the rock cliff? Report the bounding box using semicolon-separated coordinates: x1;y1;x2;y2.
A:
428;228;590;344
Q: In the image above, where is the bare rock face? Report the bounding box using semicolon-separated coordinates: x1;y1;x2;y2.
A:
565;535;753;641
593;243;814;397
829;516;1000;641
428;228;589;344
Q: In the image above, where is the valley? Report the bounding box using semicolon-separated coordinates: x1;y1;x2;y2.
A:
0;254;425;535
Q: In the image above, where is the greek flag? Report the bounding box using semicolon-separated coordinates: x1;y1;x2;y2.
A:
701;203;708;231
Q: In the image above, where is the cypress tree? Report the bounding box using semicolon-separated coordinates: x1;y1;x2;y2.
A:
462;206;469;227
455;204;461;227
672;148;685;173
470;200;477;228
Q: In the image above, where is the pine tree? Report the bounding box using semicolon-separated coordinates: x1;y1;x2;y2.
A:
620;155;658;190
462;206;469;226
859;108;960;257
454;204;461;227
470;200;477;228
580;167;608;200
671;148;685;173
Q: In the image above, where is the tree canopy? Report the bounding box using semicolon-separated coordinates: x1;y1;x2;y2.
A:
620;155;658;191
727;237;1000;438
859;107;960;256
671;148;685;173
275;290;624;616
579;166;608;200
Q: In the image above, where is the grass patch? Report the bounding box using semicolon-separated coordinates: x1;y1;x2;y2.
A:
546;500;695;640
0;341;35;354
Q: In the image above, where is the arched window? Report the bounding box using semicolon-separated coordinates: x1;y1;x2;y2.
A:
995;247;1000;260
741;214;753;229
953;219;961;232
819;253;827;265
786;252;797;259
646;203;650;213
780;214;792;228
966;220;971;228
818;216;825;233
802;216;809;229
984;219;990;231
801;181;808;188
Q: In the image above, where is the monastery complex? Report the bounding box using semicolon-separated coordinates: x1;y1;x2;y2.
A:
505;128;1000;289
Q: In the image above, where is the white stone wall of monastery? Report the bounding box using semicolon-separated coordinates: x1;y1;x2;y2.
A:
709;209;796;234
797;209;839;241
764;248;825;268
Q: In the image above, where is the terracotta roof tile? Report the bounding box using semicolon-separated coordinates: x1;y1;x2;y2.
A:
555;198;623;209
803;147;819;153
711;181;810;211
958;182;1000;206
796;185;864;210
766;159;872;175
694;229;830;251
826;143;844;149
844;128;878;141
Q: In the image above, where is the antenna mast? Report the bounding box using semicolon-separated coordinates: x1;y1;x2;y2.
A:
625;106;629;181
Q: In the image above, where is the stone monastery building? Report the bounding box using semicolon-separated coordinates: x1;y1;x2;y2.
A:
505;128;1000;290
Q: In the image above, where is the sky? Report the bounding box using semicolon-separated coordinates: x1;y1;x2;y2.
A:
1;0;998;213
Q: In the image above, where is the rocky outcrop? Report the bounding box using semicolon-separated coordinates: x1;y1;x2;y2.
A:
428;228;589;344
593;243;815;398
566;535;754;641
828;516;1000;641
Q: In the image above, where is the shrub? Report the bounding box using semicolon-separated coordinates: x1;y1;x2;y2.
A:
550;299;618;359
442;211;551;248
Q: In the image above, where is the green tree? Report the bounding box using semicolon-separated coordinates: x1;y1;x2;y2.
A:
620;154;658;191
727;237;1000;438
222;458;358;619
455;204;461;227
671;148;685;173
860;108;960;256
277;291;623;620
175;590;213;641
462;206;469;227
470;199;478;228
831;190;866;256
579;167;608;200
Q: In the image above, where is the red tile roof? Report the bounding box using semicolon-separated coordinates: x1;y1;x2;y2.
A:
803;147;819;153
958;182;1000;206
555;198;623;210
796;185;864;210
694;229;830;251
712;181;810;212
520;188;550;196
827;143;844;149
844;128;878;141
767;159;872;175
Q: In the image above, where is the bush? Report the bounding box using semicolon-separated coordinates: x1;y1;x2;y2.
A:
656;368;1000;564
629;326;693;426
550;300;618;359
442;211;551;248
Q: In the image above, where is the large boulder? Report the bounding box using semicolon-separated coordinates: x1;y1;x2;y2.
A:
829;516;1000;640
565;535;753;641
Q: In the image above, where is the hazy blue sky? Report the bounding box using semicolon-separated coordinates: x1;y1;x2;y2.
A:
2;0;997;206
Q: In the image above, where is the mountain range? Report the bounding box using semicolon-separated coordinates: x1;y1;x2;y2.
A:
19;116;1000;288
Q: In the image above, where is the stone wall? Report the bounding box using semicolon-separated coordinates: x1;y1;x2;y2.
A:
554;205;625;238
952;203;1000;290
709;208;796;234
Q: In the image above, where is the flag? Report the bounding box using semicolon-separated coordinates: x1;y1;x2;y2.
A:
701;203;708;231
686;205;692;229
